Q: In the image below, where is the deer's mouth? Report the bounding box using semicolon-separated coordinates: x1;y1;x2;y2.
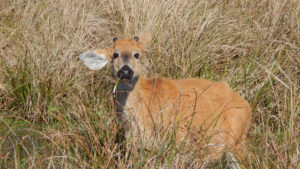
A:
117;65;133;82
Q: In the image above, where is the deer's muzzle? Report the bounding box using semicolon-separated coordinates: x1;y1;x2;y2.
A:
117;65;134;82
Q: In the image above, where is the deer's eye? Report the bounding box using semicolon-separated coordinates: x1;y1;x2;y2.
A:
113;53;119;59
134;53;139;59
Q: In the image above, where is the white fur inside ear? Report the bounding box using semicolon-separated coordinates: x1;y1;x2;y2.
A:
79;51;109;70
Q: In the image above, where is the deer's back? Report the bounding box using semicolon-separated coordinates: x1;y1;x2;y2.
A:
128;77;251;149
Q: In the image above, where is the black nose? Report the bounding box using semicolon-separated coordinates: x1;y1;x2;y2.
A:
117;65;133;81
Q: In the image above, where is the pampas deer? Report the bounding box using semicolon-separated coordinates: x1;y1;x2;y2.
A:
79;31;252;167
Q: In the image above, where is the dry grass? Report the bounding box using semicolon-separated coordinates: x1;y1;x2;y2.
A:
0;0;299;168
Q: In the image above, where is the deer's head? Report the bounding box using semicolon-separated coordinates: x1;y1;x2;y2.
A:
79;31;151;82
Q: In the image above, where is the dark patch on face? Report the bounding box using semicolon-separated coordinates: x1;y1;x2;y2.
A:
123;54;129;62
122;52;130;62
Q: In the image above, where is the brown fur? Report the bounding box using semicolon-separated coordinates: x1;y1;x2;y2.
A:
126;77;251;160
87;33;252;162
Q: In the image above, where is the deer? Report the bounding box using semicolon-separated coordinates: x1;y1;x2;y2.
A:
78;30;252;168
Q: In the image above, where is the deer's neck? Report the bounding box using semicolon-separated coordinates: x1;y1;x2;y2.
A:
114;76;139;113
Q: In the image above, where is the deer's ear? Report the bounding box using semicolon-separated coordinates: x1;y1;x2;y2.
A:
138;30;152;49
79;49;110;70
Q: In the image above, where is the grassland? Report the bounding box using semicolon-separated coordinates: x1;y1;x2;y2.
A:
0;0;299;168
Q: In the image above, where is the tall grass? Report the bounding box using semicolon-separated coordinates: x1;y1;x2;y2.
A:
0;0;299;168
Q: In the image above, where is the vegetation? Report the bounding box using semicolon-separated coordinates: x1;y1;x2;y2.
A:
0;0;299;168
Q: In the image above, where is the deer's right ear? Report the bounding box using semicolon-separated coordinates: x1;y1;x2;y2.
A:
79;49;110;70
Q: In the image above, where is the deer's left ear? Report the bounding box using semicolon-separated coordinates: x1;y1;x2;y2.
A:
79;49;111;70
137;30;152;49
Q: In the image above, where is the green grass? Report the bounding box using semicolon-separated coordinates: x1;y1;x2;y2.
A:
0;0;299;168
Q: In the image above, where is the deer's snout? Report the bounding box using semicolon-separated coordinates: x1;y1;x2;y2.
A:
117;65;133;82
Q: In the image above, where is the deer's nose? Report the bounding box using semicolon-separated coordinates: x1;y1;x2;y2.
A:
117;65;133;82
